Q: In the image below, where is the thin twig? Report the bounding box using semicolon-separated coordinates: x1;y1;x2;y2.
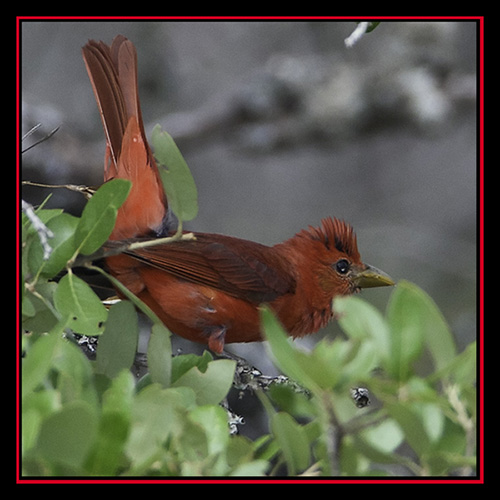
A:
70;232;196;270
22;126;60;154
445;384;475;476
22;123;42;142
22;180;96;200
321;391;343;476
126;232;196;252
21;199;54;260
101;232;196;258
344;22;369;48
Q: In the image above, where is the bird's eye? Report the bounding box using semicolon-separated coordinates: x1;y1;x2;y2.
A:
335;259;350;275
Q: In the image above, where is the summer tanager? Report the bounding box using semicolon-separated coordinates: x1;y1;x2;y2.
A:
82;35;394;353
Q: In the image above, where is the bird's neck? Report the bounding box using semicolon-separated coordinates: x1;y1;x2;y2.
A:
272;235;334;336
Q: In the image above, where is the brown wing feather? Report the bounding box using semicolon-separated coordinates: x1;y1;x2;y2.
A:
124;233;296;303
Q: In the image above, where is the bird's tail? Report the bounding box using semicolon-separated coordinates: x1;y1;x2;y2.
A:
82;35;167;240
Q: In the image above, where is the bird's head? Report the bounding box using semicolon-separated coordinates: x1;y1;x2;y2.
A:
299;217;394;296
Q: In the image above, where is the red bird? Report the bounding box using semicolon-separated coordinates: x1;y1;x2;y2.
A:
82;36;394;354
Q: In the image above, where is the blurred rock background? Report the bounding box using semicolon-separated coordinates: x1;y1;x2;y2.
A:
21;20;478;436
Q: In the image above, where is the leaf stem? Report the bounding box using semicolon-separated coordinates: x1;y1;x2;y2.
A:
319;391;344;476
68;231;196;270
86;264;164;327
126;230;194;252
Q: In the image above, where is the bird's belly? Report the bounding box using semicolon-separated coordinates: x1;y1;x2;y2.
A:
139;268;263;348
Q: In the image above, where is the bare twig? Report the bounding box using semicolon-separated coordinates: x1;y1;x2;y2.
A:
445;384;475;476
215;349;309;397
344;22;370;48
126;232;196;252
321;391;343;476
22;123;42;142
21;199;54;260
68;232;196;272
22;180;96;200
22;125;60;154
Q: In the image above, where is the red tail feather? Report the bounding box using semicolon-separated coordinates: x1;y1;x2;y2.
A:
82;35;167;240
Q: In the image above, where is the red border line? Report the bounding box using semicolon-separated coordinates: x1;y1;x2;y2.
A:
17;15;484;485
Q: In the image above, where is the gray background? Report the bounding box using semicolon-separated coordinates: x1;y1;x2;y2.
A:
21;21;477;390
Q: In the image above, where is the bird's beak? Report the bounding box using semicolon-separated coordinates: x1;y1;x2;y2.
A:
353;264;395;288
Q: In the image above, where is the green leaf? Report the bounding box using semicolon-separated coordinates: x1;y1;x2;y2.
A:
28;212;79;278
22;407;43;457
171;351;213;383
85;371;135;475
74;178;131;255
35;401;98;470
364;21;380;33
337;340;379;387
229;460;269;477
172;359;236;405
86;411;129;475
271;412;311;475
263;306;371;392
420;402;445;444
126;385;195;471
52;338;96;405
147;323;172;387
429;341;476;386
306;338;352;389
386;282;425;380
334;295;391;361
386;403;432;457
54;272;107;336
261;307;321;393
406;282;457;372
102;369;136;416
22;207;62;241
22;332;61;398
22;282;59;334
95;300;138;378
189;405;230;456
268;383;315;419
387;281;456;380
360;418;404;456
151;124;198;224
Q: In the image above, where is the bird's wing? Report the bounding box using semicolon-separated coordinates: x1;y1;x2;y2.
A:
122;232;296;303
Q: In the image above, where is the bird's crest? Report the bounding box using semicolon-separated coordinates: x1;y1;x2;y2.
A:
303;217;360;260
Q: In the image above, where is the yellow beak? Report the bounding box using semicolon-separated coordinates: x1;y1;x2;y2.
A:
354;264;395;288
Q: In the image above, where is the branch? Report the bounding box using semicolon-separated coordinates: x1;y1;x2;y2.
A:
219;350;310;397
321;391;344;476
68;232;196;271
22;125;60;154
22;199;54;260
445;384;475;476
22;180;96;200
344;22;370;48
126;232;196;252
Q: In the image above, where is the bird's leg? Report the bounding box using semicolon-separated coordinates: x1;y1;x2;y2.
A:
206;325;227;354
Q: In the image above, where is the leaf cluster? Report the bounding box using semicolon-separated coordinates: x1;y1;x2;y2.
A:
261;282;477;476
21;128;267;477
21;128;477;478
